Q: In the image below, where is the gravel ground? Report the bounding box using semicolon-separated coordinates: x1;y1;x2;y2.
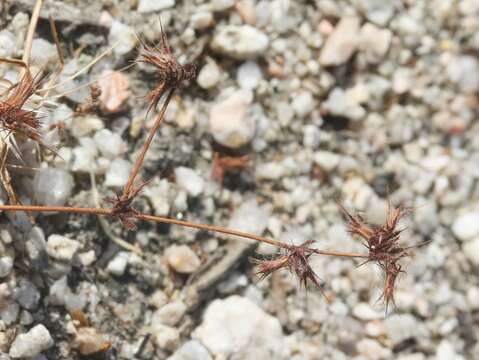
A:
1;0;479;359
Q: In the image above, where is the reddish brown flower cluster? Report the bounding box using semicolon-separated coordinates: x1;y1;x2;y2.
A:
0;70;47;145
253;240;330;302
339;204;416;310
105;181;149;230
138;24;196;116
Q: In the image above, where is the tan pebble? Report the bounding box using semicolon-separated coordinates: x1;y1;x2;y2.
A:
98;70;129;113
236;1;257;25
165;245;201;274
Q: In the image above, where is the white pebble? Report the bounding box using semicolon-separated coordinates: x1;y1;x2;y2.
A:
152;301;187;327
463;238;479;267
138;0;175;13
0;30;16;58
197;60;221;89
451;212;479;242
209;89;255;148
174;167;205;197
0;256;13;278
359;23;392;63
107;252;130;276
104;159;132;187
9;324;54;358
109;21;137;56
292;91;316;117
190;11;214;30
319;17;360;66
192;295;285;358
94;129;126;159
237;61;263;90
168;340;212;360
47;235;81;262
165;245;201;274
211;25;269;59
228;199;269;236
34;168;74;207
31;39;58;67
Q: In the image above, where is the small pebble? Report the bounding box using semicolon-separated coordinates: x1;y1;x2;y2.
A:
292;91;316;117
151;301;187;327
138;0;175;13
104;159;132;187
98;71;129;113
190;11;214;30
30;39;58;67
209;89;255;148
106;252;130;276
34;168;74;207
174;167;205;197
197;60;221;89
46;235;80;262
109;21;137;56
14;279;41;310
211;25;269;59
9;324;54;358
192;295;285;358
237;61;262;90
167;340;212;360
73;327;110;356
451;212;479;242
165;245;201;274
463;238;479;266
94;129;126;159
319;17;360;66
0;257;13;278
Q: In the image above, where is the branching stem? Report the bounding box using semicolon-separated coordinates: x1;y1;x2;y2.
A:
0;204;368;259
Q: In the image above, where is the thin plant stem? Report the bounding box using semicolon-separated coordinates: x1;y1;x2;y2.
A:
0;204;368;259
22;0;43;71
122;88;175;197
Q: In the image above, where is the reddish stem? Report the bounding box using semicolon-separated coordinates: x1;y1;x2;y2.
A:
122;89;175;198
0;204;368;259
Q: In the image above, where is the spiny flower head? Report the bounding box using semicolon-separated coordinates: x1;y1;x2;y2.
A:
0;70;47;145
339;203;417;310
138;23;196;115
105;180;150;230
252;240;330;302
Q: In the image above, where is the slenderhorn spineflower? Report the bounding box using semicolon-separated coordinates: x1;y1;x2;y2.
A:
137;21;196;118
0;69;50;158
252;239;331;302
105;180;150;231
338;202;425;310
111;21;197;230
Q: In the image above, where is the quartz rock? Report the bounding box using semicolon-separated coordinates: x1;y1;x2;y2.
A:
319;17;360;66
9;324;53;358
211;25;269;59
209;90;255;148
193;296;285;359
34;168;74;207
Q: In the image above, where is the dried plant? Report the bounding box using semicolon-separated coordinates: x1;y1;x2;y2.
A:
75;84;102;115
338;203;425;309
0;2;429;316
0;70;48;146
137;22;196;116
